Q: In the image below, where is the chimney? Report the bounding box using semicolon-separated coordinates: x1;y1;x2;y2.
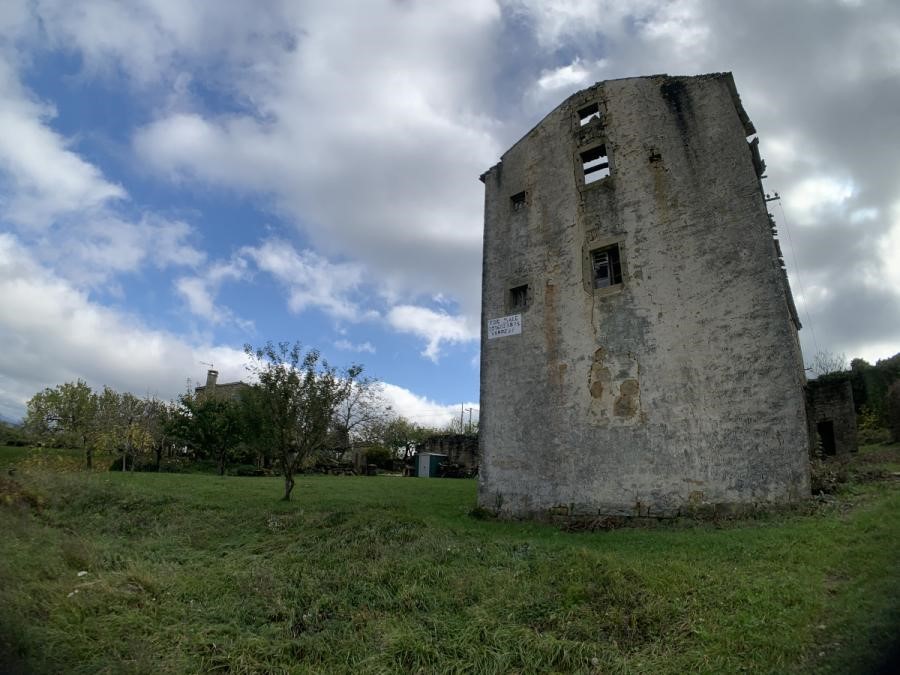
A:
206;369;219;389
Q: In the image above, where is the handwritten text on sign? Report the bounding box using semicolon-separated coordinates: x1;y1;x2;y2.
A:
487;314;522;339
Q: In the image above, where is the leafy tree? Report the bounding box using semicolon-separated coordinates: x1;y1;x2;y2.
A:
86;388;152;470
244;341;361;500
886;380;900;443
0;420;31;447
144;397;176;471
380;417;431;463
236;385;274;470
850;353;900;425
25;380;98;468
172;391;243;476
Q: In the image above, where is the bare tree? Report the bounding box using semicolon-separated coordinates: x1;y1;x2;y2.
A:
328;377;392;462
809;351;848;377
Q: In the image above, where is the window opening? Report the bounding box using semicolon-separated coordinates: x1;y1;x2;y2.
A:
578;102;601;126
510;191;527;211
590;245;622;289
581;145;610;183
509;284;529;311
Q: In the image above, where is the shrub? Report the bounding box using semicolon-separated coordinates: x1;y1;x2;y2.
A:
363;445;396;470
809;453;849;494
230;464;266;477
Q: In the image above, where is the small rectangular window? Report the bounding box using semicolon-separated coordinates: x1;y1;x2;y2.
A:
578;102;601;126
581;145;610;183
509;284;529;311
591;245;622;289
510;191;527;211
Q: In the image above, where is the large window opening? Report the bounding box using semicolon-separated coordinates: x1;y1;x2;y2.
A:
581;145;610;183
590;245;622;289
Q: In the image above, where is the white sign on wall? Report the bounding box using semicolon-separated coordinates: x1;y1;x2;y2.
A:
487;314;522;339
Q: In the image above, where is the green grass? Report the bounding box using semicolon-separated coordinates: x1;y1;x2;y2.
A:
1;445;898;674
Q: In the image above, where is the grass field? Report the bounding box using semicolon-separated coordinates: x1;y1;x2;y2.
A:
1;445;898;674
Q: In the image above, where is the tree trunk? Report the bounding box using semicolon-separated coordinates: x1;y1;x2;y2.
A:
85;445;93;470
218;452;225;476
282;473;295;501
155;444;162;472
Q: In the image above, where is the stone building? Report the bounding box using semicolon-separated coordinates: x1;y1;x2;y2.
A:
806;377;858;456
420;433;479;473
194;369;251;402
478;73;810;518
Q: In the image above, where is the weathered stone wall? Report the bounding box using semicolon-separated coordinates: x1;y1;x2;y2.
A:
806;378;858;455
478;73;810;518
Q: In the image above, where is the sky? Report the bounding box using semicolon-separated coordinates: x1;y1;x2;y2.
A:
1;0;898;424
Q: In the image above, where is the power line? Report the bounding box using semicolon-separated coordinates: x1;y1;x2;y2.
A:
775;199;820;357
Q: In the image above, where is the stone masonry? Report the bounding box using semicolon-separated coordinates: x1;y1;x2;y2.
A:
805;377;858;456
478;73;810;518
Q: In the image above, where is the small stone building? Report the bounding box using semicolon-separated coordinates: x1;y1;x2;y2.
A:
194;369;251;402
420;433;478;472
806;377;858;456
478;73;810;518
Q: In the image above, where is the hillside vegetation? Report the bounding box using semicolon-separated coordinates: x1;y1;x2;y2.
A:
1;444;898;674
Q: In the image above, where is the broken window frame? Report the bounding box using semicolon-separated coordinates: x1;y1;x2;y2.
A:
577;102;601;126
508;284;529;312
590;244;623;289
580;144;610;184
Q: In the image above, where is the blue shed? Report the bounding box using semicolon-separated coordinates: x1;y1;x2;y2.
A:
413;452;448;478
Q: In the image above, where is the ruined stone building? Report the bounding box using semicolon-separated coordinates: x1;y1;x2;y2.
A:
478;73;810;518
806;377;858;456
420;433;479;473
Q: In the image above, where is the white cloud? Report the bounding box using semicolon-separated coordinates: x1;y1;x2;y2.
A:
0;60;125;227
29;0;295;86
0;233;248;419
0;232;473;428
504;0;703;50
0;50;204;288
334;339;375;354
786;175;855;226
380;382;477;429
387;305;478;362
131;1;500;321
536;59;590;91
54;214;205;287
243;239;375;322
174;257;250;327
